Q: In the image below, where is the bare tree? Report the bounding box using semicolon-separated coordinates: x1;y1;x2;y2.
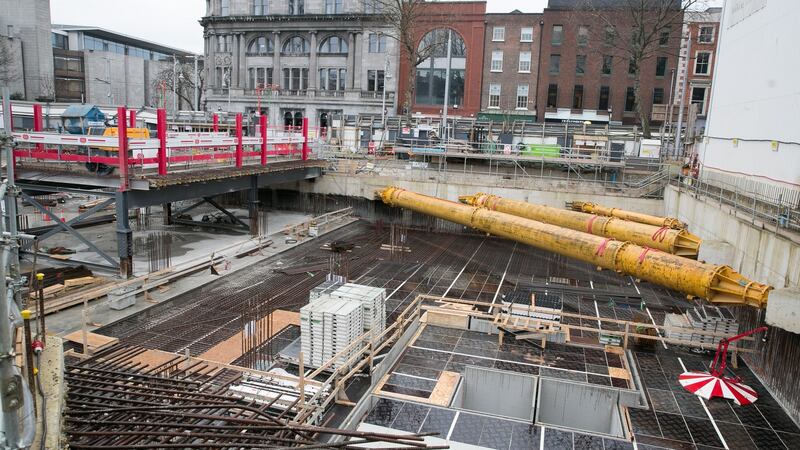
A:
0;38;20;87
151;59;205;111
37;76;55;102
579;0;702;138
369;0;452;121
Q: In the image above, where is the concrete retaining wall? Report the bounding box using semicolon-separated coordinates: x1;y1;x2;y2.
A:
664;184;800;289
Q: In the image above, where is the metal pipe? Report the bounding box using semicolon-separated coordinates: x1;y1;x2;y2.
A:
461;193;701;258
567;200;686;230
379;187;771;308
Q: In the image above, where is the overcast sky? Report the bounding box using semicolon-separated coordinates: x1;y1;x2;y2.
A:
50;0;550;54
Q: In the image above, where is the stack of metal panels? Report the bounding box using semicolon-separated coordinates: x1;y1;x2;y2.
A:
300;297;363;369
309;278;343;302
330;283;387;336
687;305;739;344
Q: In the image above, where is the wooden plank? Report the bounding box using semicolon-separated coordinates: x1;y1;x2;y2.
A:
64;276;96;288
608;367;631;380
427;371;460;406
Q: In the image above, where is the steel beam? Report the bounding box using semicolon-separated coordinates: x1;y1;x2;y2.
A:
22;197;115;249
248;175;259;236
20;192;119;269
17;183;117;198
116;191;133;277
203;196;249;230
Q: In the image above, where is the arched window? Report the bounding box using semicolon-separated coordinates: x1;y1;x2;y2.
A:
282;36;310;55
319;36;348;54
415;28;467;107
247;36;274;55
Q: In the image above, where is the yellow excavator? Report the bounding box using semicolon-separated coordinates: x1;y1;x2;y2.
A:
378;187;771;309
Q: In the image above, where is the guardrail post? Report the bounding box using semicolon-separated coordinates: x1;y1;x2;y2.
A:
117;106;129;191
32;103;43;152
213;114;219;132
129;110;136;128
260;114;267;166
235;113;243;168
157;108;167;176
301;117;309;161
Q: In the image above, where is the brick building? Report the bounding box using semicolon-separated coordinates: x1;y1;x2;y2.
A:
675;7;721;130
535;0;683;125
396;1;486;117
478;11;543;122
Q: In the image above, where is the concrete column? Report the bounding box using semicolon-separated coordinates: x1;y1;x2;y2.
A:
163;203;172;225
208;34;217;87
232;34;240;88
353;32;362;90
346;32;355;89
238;33;247;88
273;31;281;88
309;31;318;90
248;176;260;237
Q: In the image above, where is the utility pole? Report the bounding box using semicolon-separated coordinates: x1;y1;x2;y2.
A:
194;55;199;111
665;68;676;151
441;29;453;143
675;32;691;159
172;55;178;114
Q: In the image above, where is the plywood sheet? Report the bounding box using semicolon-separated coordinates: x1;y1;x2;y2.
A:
62;331;118;352
608;366;630;380
199;310;300;364
425;310;468;329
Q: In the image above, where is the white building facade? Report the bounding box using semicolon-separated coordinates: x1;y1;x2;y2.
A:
201;0;398;128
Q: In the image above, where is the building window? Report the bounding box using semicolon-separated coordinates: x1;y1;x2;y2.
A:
659;28;670;46
325;0;343;14
319;36;348;54
572;85;584;109
547;84;558;108
364;0;383;14
491;51;503;72
516;84;529;109
603;26;616;46
288;0;304;15
217;35;232;52
319;68;346;91
52;33;68;50
698;26;715;43
488;83;501;108
253;0;268;15
598;86;610;111
695;51;711;75
282;67;309;90
625;87;636;112
492;27;505;42
656;56;667;77
368;33;386;53
691;86;708;115
247;36;274;55
54;55;83;72
220;0;230;15
518;52;531;73
551;25;563;45
55;77;84;99
575;55;586;75
520;27;533;42
577;26;589;46
282;36;310;55
248;67;274;89
549;54;561;75
601;55;612;75
652;87;665;105
367;70;385;92
415;29;466;106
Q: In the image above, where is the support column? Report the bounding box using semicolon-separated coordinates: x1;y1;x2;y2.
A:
346;32;355;89
232;34;241;88
272;31;281;87
116;192;133;278
248;175;260;236
163;202;172;225
238;33;247;88
33;104;43;151
208;33;217;86
352;32;362;90
309;31;318;90
117;106;129;191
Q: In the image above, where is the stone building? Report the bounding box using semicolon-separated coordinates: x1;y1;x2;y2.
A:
200;0;398;129
0;0;54;101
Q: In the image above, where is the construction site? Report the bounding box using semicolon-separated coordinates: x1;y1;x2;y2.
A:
1;2;799;447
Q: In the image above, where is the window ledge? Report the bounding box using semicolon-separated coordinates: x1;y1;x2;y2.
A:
520;40;533;43
487;106;500;110
492;39;505;42
515;107;529;111
518;71;531;74
490;69;503;73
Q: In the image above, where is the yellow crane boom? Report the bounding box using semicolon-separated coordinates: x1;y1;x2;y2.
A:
460;193;701;258
379;187;770;308
567;201;686;230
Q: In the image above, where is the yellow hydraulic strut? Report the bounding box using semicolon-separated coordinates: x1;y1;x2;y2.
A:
567;201;686;230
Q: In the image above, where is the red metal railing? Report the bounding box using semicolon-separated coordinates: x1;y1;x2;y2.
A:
12;105;312;191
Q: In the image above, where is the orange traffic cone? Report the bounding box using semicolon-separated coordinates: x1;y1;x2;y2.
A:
43;210;50;222
60;208;66;222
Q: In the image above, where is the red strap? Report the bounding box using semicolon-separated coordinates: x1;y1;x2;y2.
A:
651;226;669;242
595;238;611;256
638;247;658;263
587;215;598;234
